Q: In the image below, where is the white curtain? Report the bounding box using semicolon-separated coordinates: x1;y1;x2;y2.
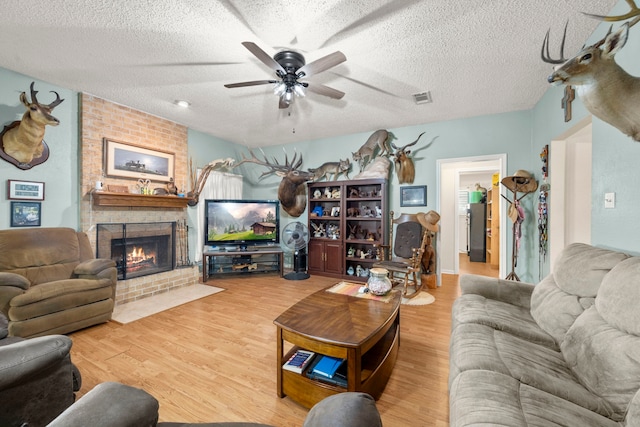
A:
195;170;243;262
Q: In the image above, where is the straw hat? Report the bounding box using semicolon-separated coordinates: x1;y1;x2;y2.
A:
418;210;440;232
501;170;538;193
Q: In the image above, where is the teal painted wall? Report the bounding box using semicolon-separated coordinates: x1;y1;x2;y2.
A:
0;69;79;229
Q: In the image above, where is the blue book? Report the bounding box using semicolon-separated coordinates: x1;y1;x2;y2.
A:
312;356;344;378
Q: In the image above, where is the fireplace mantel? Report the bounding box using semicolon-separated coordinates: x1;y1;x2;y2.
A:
92;191;192;208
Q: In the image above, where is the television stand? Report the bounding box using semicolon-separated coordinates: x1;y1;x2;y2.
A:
202;248;284;282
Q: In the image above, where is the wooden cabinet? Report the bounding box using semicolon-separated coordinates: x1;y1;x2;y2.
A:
307;178;387;281
486;183;500;269
308;240;343;275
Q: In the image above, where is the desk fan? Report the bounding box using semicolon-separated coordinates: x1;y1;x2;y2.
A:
282;221;310;280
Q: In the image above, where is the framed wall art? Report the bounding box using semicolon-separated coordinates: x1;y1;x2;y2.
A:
400;185;427;207
10;201;41;227
103;138;175;183
7;180;45;200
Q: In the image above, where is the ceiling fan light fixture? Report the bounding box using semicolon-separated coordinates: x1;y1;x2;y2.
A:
293;84;305;98
284;89;293;102
273;82;286;96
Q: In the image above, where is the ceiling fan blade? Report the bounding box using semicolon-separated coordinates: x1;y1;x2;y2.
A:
224;80;277;88
297;51;346;77
241;41;285;74
306;83;345;100
279;95;292;109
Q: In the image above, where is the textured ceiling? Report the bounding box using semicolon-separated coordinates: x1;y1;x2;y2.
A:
0;0;618;147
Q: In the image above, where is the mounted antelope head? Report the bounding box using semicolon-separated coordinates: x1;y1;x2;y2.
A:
234;149;314;217
542;0;640;141
391;132;437;184
2;82;64;165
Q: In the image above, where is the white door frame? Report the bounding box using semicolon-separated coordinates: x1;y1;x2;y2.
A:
548;116;592;271
436;154;507;278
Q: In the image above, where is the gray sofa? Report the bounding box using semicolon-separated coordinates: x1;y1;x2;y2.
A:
48;382;383;427
449;243;640;426
0;227;117;338
0;333;78;426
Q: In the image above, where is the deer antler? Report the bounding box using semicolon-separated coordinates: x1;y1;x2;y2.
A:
543;0;640;64
390;132;425;152
235;148;303;178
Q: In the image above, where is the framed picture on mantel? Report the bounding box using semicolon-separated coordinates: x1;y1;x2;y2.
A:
103;138;175;183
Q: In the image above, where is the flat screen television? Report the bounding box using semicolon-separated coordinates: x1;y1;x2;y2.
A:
204;199;280;248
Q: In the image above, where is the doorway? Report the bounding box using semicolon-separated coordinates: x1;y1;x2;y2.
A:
548;118;593;271
437;154;507;278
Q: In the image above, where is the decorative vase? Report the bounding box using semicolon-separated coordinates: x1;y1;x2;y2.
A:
367;268;392;295
347;266;354;276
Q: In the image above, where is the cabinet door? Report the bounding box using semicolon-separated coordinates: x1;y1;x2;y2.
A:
325;241;344;274
308;240;325;272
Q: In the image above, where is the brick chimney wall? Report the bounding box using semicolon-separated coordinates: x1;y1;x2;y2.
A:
79;94;198;305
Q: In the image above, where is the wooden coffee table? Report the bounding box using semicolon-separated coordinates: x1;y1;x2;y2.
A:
274;286;401;408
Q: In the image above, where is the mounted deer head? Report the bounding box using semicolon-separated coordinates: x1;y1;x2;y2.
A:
390;132;437;184
2;82;64;165
542;0;640;141
234;149;314;217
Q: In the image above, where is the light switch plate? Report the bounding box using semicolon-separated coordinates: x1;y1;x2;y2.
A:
605;192;615;209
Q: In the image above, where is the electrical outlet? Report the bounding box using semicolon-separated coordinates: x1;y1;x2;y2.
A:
605;192;615;209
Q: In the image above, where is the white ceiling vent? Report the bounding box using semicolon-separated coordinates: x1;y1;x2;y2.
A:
412;91;433;105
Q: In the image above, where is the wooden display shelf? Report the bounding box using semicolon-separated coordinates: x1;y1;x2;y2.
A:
92;191;192;208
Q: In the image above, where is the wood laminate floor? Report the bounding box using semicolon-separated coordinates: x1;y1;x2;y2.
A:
67;268;482;426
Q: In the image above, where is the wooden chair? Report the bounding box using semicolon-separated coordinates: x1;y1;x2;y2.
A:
373;211;438;298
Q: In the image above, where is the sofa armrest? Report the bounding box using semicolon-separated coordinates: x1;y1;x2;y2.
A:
460;274;535;309
74;259;116;277
0;335;72;389
0;272;30;290
48;382;160;427
303;392;382;427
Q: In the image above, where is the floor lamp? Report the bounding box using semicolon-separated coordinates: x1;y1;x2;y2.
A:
501;170;538;281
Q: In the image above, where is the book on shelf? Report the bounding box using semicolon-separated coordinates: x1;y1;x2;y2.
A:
282;349;316;374
306;358;347;387
311;355;344;378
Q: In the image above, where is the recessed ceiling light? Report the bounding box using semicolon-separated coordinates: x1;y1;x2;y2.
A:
174;100;190;108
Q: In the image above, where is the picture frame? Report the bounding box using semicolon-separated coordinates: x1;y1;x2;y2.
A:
7;180;45;200
10;201;41;227
103;138;175;183
400;185;427;207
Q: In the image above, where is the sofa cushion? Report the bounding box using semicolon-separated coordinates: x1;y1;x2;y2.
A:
561;257;640;421
451;294;557;349
530;243;628;344
9;279;113;308
449;370;619;427
449;323;614;417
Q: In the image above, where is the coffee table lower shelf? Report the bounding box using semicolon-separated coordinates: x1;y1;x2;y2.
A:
275;288;401;409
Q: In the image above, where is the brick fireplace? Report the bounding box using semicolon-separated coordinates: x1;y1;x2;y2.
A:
80;95;199;305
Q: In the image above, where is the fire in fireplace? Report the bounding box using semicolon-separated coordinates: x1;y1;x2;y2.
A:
96;222;176;280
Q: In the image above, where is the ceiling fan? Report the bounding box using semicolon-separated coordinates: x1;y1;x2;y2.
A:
224;42;346;109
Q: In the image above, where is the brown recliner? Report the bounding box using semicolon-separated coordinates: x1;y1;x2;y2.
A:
0;227;117;338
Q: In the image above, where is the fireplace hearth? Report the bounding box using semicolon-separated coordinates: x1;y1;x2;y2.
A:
97;222;176;280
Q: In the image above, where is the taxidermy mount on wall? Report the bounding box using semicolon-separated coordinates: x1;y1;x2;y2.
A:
0;82;64;169
542;1;640;141
391;132;438;184
352;129;393;172
308;158;351;181
234;149;314;217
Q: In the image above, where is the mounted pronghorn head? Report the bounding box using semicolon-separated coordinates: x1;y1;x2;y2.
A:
234;149;314;217
1;82;64;166
542;0;640;141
